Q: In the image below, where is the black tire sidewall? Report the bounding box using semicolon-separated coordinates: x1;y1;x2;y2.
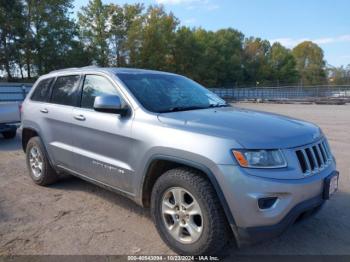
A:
26;137;48;184
151;170;217;255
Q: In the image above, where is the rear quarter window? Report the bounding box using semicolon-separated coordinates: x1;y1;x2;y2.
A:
50;75;80;106
31;78;53;102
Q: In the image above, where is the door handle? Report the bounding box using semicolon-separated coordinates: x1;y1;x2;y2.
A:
74;114;86;121
40;108;48;113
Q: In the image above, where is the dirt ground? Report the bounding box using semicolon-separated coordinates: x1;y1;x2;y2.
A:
0;103;349;257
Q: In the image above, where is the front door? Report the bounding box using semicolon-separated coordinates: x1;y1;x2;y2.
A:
71;74;135;193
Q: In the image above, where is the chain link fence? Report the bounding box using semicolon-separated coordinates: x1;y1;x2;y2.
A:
1;82;350;103
210;85;350;101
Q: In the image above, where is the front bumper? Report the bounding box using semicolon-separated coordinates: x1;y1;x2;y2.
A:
212;162;337;246
236;194;325;246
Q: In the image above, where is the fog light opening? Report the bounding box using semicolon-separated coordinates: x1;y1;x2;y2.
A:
258;197;278;210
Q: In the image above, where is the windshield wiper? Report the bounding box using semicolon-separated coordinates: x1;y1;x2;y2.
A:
159;106;207;113
207;103;230;108
159;104;230;113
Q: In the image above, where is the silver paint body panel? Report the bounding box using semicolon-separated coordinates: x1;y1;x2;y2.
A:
21;67;337;229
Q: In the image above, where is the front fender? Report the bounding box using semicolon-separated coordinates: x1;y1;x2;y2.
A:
137;149;237;229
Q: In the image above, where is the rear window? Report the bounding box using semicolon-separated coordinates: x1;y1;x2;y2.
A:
31;78;53;102
50;75;80;106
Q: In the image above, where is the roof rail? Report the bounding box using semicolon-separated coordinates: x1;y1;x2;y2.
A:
49;67;79;74
49;65;101;74
80;65;100;69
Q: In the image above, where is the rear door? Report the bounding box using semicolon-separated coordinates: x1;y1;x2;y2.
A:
71;74;134;192
44;75;81;168
23;77;53;146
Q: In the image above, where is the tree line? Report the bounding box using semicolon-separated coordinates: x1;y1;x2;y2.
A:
0;0;349;87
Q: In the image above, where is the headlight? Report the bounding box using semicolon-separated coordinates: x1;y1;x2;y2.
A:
232;149;287;168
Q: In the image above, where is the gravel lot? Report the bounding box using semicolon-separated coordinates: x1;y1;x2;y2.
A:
0;103;349;257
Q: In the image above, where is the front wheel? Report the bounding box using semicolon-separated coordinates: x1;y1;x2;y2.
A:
151;168;230;255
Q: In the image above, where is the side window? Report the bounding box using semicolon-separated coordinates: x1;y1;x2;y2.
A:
31;78;53;102
81;75;120;109
50;75;80;106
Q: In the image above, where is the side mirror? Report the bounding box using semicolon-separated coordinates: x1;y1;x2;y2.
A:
93;95;128;115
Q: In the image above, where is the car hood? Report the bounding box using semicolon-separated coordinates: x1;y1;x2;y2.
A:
157;106;322;149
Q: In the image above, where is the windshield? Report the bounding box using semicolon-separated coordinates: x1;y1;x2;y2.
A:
117;73;227;113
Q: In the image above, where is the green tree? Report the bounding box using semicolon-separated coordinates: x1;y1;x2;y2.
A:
183;28;244;87
108;3;144;66
125;6;179;70
172;26;201;80
21;0;34;78
191;29;215;86
124;12;143;67
0;0;337;87
0;0;25;80
268;42;299;84
328;64;350;85
211;28;244;86
292;41;326;85
78;0;110;66
21;0;86;75
242;37;272;85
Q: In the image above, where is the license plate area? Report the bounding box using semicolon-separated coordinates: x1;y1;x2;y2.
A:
323;172;339;200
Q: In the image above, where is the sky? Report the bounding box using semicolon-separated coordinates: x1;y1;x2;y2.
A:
73;0;350;67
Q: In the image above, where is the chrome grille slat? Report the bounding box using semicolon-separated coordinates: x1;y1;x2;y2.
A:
322;141;330;159
318;143;327;163
305;148;315;171
295;139;332;176
296;150;308;173
312;145;322;168
323;141;332;160
315;144;324;167
310;147;319;170
301;149;311;174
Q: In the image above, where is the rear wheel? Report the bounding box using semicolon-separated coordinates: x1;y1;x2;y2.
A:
26;137;59;185
151;167;230;255
2;130;16;139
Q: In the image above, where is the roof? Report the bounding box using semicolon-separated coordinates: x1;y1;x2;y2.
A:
47;66;175;77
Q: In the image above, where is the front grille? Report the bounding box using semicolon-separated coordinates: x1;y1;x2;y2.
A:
295;139;332;175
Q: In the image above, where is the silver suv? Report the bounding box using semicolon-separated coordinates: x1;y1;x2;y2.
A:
21;67;339;255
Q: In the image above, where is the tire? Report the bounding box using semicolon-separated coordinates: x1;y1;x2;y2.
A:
2;130;16;139
26;136;59;186
151;167;230;255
